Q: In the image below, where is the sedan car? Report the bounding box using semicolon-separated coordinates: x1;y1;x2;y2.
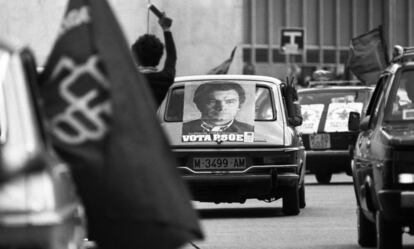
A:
158;75;305;215
349;46;414;248
297;82;373;183
0;36;86;248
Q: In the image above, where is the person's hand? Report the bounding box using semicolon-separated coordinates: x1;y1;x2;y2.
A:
158;13;173;31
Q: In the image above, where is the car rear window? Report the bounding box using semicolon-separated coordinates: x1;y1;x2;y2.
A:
165;85;274;122
299;90;370;105
298;89;371;133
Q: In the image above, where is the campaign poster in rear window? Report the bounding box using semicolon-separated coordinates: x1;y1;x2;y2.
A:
182;81;255;143
324;102;363;132
298;104;324;134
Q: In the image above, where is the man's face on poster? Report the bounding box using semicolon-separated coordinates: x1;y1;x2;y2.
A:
199;89;241;126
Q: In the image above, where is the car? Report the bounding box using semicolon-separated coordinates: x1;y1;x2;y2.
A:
0;37;86;248
297;81;374;183
158;75;306;215
348;46;414;248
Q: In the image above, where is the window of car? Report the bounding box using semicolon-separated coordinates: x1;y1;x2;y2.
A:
21;49;50;146
368;75;389;127
299;90;370;106
298;89;371;133
165;85;275;122
384;69;414;122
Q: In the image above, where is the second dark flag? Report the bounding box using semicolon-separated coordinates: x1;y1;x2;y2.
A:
347;26;389;85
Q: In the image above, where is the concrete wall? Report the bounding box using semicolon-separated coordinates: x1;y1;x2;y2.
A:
0;0;243;76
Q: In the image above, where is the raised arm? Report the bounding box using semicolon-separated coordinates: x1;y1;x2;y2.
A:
159;15;176;77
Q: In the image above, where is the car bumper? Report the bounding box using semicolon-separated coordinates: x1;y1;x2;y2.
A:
377;190;414;224
305;150;351;172
183;172;298;186
182;173;299;202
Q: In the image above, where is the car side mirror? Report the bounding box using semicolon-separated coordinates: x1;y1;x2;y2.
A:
282;82;302;127
359;115;370;131
348;112;360;131
288;103;303;127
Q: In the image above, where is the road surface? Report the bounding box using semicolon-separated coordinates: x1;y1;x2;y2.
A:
183;173;414;249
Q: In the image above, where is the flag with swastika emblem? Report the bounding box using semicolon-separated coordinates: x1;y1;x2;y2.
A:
39;0;202;248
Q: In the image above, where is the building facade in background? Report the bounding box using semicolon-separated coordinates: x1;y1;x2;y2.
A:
241;0;414;81
0;0;412;79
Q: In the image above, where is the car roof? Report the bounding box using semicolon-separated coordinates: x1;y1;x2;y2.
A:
382;61;414;75
298;85;374;93
173;74;283;87
381;46;414;75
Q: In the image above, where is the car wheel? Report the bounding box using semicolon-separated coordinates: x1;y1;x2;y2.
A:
299;183;306;209
357;207;376;247
282;182;300;215
315;171;332;184
376;211;402;249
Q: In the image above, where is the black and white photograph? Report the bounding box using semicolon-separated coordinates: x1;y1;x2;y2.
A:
1;1;414;249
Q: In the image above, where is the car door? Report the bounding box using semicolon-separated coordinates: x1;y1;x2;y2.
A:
353;75;389;210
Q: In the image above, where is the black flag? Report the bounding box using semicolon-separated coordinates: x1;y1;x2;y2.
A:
39;0;202;248
348;26;389;85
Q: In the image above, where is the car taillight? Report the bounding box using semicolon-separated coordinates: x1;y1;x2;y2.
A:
0;171;55;212
398;173;414;184
392;150;414;186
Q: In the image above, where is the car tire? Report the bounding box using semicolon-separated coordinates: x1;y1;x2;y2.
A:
299;183;306;209
376;211;402;249
315;171;332;184
357;207;376;247
282;182;300;215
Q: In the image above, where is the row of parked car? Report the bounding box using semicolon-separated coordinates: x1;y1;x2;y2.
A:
157;46;414;249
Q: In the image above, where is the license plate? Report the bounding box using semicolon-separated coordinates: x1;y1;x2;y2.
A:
193;157;246;170
309;134;331;149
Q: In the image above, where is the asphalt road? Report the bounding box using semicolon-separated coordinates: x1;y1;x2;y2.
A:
183;173;414;249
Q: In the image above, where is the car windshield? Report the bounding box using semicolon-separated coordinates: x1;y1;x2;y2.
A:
384;69;414;122
298;89;371;133
165;82;275;122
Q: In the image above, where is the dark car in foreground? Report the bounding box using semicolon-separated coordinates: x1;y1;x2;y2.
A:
158;75;305;215
349;46;414;249
297;82;373;183
0;37;86;248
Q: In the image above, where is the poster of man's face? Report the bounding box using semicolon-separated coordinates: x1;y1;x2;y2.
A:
182;81;255;143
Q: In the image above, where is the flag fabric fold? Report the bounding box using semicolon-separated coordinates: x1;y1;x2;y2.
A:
207;46;237;74
39;0;202;248
347;25;389;85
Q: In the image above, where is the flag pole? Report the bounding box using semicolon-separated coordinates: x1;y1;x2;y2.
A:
147;0;151;34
